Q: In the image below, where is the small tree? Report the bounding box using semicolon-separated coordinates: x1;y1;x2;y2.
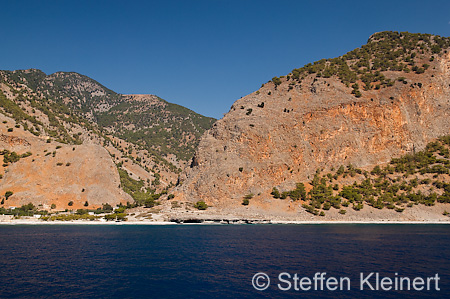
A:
242;198;249;205
105;214;116;221
51;204;56;209
116;213;127;221
84;201;89;207
280;192;289;199
289;183;306;201
272;76;282;86
68;201;74;206
271;187;280;198
76;209;88;215
5;191;13;200
194;201;208;210
102;203;113;212
336;165;345;176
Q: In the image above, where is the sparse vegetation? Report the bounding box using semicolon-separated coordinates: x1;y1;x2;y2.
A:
0;69;216;200
274;135;450;216
0;203;39;217
287;31;450;97
194;201;208;210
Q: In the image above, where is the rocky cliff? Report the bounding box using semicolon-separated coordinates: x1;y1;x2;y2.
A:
176;32;450;207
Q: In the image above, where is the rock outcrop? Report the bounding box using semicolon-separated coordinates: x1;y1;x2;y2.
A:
176;32;450;207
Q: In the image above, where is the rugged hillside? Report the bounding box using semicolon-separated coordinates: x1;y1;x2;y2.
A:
0;69;214;209
1;69;122;116
176;31;450;209
97;94;215;164
0;113;131;210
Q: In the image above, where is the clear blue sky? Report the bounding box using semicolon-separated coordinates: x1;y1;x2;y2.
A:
1;0;449;119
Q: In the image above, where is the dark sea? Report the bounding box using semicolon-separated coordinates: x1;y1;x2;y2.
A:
0;224;449;299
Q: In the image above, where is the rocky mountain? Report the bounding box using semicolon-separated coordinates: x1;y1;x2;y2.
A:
0;115;131;210
2;69;122;115
0;69;215;209
176;31;450;210
2;31;450;221
96;94;215;164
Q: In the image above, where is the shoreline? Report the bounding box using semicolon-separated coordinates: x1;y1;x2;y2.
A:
1;219;450;225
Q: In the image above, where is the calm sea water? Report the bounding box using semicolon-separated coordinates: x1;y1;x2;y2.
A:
0;224;449;299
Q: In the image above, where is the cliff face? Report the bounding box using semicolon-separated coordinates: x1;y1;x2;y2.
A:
176;33;450;206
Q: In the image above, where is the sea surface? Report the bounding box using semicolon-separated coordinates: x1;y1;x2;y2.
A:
0;224;449;299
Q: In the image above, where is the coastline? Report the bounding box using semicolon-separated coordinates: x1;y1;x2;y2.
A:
1;219;449;225
2;202;450;225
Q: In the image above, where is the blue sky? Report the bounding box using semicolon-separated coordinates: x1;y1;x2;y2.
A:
1;0;449;119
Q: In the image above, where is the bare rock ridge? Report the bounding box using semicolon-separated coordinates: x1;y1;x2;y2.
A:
176;31;450;207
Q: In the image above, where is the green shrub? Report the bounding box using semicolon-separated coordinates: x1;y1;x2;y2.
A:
272;77;282;86
5;191;13;200
289;183;306;201
76;209;88;215
243;193;254;200
194;201;208;210
271;187;280;198
102;203;113;212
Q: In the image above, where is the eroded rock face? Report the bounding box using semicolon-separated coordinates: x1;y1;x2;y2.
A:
0;121;132;210
176;51;450;206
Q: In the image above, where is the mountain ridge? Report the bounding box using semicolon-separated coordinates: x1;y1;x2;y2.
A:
0;69;215;209
175;31;450;214
2;31;450;222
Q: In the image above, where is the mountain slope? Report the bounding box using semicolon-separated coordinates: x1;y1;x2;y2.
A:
175;31;450;209
97;94;215;163
0;113;131;210
0;69;215;208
